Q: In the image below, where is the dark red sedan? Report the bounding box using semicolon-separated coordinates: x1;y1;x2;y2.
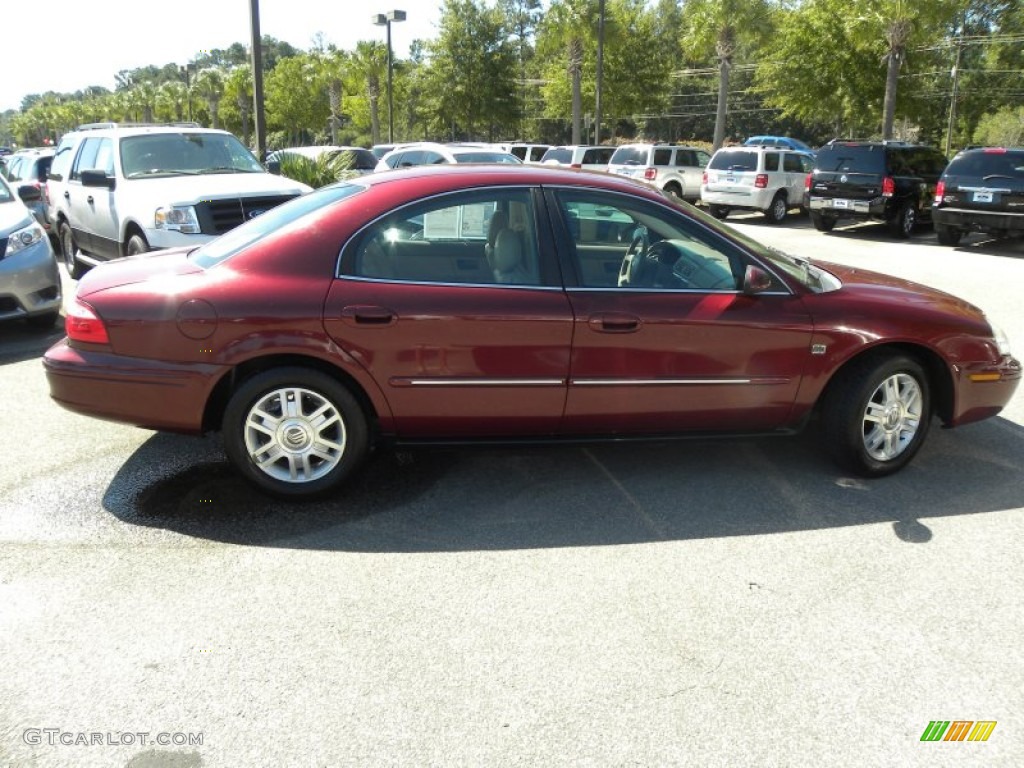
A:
44;165;1020;498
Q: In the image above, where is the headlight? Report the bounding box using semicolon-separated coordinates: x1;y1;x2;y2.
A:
155;205;200;234
4;220;45;256
991;324;1011;357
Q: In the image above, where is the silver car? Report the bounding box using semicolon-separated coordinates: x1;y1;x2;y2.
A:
701;146;814;223
0;174;62;328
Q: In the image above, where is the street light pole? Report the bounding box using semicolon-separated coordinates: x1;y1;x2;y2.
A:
372;10;406;144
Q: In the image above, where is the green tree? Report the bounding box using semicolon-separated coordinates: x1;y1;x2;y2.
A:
193;69;226;128
426;0;520;141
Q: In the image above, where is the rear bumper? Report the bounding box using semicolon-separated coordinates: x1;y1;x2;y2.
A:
950;355;1022;426
700;187;774;210
806;195;888;220
933;206;1024;235
43;339;226;433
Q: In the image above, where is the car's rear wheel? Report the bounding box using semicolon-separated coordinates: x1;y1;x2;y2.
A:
125;233;150;256
810;212;836;232
223;367;369;499
821;354;931;477
59;222;83;279
935;223;963;246
765;193;788;224
888;202;916;239
664;182;683;202
709;205;729;220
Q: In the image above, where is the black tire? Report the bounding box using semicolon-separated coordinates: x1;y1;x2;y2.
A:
59;222;83;279
223;367;369;499
935;223;963;246
764;193;788;224
125;233;149;256
887;202;916;239
26;311;60;330
810;212;836;232
709;205;730;220
820;354;931;477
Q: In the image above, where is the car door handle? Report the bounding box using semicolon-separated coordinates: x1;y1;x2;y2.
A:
588;313;641;333
64;191;70;199
87;195;94;204
341;305;396;326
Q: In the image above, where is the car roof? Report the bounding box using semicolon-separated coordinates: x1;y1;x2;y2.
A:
357;162;663;196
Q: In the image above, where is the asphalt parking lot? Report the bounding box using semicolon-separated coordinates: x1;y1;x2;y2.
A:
1;216;1022;767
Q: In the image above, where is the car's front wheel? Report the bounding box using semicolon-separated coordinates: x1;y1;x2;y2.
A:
935;223;963;246
125;233;150;256
821;354;931;477
223;367;370;499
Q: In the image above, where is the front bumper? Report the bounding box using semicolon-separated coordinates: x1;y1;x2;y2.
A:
0;238;62;321
950;355;1022;426
143;227;216;251
43;340;227;433
933;207;1024;235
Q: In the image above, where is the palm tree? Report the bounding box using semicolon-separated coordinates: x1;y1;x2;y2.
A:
224;67;254;144
350;41;387;145
193;69;226;128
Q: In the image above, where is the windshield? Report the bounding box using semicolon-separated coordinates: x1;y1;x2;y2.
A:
815;144;886;174
190;183;364;268
120;133;265;178
684;201;842;293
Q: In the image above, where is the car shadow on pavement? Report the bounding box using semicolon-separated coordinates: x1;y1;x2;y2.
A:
102;415;1024;552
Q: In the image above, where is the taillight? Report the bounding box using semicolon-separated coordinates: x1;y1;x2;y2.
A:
65;298;110;344
934;180;946;204
570;163;582;169
804;172;812;190
983;148;1006;154
882;176;895;197
702;171;708;185
644;167;657;181
754;173;768;189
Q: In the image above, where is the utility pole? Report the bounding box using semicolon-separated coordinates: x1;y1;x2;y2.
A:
250;0;267;161
595;0;605;145
945;36;963;157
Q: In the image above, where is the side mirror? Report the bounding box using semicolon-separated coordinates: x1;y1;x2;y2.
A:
17;184;41;203
266;159;281;175
742;265;774;295
81;169;116;190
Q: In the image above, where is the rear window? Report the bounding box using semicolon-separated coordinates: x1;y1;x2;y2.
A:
814;145;886;174
609;147;648;166
946;150;1024;178
708;150;758;172
542;147;571;164
582;148;613;164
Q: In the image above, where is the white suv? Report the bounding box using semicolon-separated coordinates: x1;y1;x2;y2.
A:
47;123;310;277
700;146;814;223
539;145;614;171
607;143;711;202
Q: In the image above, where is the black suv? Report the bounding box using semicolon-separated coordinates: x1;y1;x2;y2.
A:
804;140;948;238
932;147;1024;246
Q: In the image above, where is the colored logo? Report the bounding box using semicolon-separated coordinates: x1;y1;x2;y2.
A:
920;721;997;742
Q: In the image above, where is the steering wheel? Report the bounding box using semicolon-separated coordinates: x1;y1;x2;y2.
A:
617;227;649;287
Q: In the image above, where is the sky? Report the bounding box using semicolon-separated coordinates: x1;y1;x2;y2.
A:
2;0;445;112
